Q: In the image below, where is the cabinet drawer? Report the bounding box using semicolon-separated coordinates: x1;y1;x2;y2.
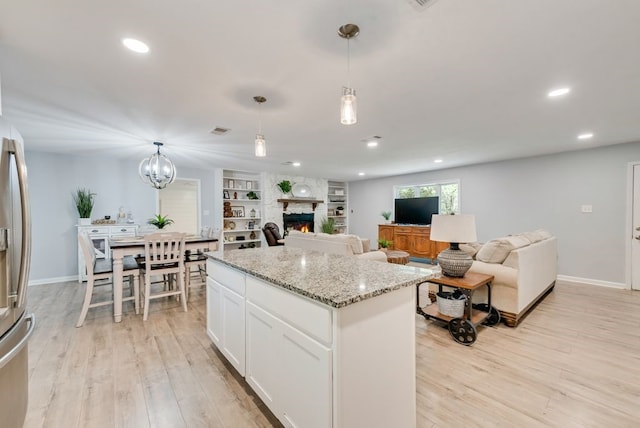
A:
81;226;110;235
207;261;245;296
246;276;332;345
109;226;137;235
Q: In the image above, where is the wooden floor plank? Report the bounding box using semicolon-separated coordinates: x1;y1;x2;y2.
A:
25;277;640;427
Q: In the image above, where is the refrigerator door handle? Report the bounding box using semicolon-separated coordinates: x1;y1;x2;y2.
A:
0;313;35;370
8;139;31;309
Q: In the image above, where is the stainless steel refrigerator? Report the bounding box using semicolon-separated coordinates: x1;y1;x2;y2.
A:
0;116;35;428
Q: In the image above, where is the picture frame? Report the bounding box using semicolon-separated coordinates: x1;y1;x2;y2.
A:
228;179;234;188
248;220;255;230
231;206;245;218
223;190;230;199
246;180;252;190
328;208;335;216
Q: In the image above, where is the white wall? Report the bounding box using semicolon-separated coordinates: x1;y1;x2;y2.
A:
348;141;640;285
26;151;217;283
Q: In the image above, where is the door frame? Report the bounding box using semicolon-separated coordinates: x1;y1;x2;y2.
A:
625;161;640;290
155;177;202;233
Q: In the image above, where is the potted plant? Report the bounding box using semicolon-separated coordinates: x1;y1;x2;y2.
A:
246;191;259;200
148;214;174;229
335;206;344;216
378;238;393;249
276;180;292;196
73;188;95;225
381;211;392;223
320;217;336;234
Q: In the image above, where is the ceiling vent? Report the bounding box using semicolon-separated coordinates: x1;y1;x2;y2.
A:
210;126;230;135
408;0;439;11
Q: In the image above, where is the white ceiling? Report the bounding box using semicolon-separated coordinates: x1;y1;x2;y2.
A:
2;0;640;181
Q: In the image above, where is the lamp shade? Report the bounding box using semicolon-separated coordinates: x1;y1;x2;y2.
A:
430;214;477;243
341;87;357;125
255;134;266;157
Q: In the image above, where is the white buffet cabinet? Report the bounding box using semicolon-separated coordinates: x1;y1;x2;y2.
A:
77;224;138;281
206;254;422;427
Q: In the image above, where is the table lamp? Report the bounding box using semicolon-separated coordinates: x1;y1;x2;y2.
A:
430;214;477;277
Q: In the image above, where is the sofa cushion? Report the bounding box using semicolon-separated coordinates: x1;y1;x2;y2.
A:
361;238;371;253
314;233;363;255
460;242;482;258
503;235;530;249
475;239;514;264
522;229;552;243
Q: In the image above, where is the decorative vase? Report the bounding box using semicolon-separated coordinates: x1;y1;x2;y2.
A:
79;218;91;226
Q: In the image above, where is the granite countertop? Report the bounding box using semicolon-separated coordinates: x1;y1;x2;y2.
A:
207;246;433;308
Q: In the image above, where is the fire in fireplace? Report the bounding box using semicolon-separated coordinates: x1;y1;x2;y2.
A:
283;213;314;234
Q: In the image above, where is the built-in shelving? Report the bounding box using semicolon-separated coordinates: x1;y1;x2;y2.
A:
327;181;348;233
222;170;263;250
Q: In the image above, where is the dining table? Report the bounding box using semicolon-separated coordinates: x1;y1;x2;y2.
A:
109;234;218;322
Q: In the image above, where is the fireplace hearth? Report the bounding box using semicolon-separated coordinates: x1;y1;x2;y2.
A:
283;213;314;234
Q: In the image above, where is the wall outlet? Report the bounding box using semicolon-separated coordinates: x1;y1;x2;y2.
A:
581;205;593;213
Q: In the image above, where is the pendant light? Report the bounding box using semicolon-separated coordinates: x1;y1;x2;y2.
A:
338;23;359;125
254;96;267;157
138;141;177;189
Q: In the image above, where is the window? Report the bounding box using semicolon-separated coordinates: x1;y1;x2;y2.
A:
394;180;460;214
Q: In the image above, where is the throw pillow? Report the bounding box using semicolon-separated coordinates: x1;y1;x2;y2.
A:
475;239;514;264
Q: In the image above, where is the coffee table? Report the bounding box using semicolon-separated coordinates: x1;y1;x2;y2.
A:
383;250;410;265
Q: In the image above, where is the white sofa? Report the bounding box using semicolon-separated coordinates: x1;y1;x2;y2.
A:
284;230;388;262
458;230;558;326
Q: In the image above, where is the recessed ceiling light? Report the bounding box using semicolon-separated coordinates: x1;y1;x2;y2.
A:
292;162;301;167
367;141;378;148
547;87;570;98
358;172;365;176
122;38;149;53
434;159;443;163
577;132;594;140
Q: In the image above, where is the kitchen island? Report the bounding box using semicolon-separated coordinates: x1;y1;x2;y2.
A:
206;246;432;428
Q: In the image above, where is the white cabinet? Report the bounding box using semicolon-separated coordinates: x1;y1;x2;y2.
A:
206;259;416;427
245;302;279;412
206;262;246;376
279;320;332;428
77;224;138;282
327;180;348;234
222;170;264;251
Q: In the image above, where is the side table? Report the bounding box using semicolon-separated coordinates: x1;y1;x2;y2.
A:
383;250;410;265
416;272;500;345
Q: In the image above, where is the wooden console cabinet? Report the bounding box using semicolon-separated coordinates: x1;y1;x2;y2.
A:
378;224;448;261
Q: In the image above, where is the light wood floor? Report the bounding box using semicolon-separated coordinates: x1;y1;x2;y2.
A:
25;278;640;427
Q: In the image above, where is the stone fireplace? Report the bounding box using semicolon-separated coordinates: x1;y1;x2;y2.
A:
283;213;315;234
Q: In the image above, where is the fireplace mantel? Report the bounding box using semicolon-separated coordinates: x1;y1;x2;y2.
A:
277;198;324;211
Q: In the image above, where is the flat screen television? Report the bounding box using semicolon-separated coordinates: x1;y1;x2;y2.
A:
394;196;439;225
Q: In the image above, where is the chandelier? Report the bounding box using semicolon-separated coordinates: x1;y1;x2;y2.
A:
138;142;177;189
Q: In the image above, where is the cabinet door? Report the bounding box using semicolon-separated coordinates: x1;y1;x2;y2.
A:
246;302;280;415
220;286;245;376
279;322;332;428
411;229;432;258
394;232;412;252
206;278;222;346
378;225;394;247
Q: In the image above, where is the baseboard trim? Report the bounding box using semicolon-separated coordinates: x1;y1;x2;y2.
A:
29;275;78;286
557;274;626;289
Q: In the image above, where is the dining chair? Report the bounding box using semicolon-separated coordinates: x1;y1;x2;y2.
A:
184;250;208;301
139;232;187;321
76;232;140;327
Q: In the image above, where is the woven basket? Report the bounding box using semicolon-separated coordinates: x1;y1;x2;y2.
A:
436;293;466;318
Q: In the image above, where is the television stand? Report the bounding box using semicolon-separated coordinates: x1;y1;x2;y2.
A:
378;224;449;262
